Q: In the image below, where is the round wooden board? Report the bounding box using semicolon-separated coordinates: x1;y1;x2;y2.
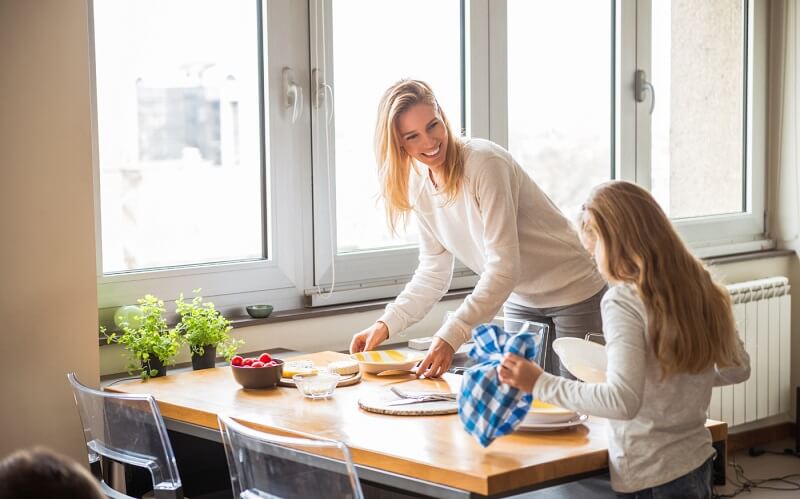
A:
277;370;362;388
358;391;458;416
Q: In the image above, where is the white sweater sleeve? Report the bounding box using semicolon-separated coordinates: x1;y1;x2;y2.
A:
377;215;454;337
435;157;522;350
532;288;647;420
713;339;751;386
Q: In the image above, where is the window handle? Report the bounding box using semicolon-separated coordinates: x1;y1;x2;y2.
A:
283;67;303;123
635;69;656;114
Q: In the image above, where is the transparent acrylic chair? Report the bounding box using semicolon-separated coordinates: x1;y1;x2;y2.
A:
218;415;364;499
66;373;184;499
444;312;549;372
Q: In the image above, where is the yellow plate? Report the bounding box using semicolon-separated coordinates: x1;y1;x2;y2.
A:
350;350;423;374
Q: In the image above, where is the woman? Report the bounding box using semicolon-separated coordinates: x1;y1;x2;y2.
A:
350;79;606;378
499;180;750;497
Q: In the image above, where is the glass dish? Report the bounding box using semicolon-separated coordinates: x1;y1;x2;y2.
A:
293;371;340;399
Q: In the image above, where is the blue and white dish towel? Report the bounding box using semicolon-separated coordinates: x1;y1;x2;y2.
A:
458;324;538;447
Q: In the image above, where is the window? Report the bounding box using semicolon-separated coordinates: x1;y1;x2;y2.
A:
650;0;745;219
328;0;462;254
506;0;613;218
93;0;768;317
93;0;263;273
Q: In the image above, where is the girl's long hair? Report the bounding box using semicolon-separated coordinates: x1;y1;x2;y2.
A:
583;180;745;378
374;79;464;234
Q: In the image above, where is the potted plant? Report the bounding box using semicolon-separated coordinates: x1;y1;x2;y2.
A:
176;290;242;370
103;294;181;379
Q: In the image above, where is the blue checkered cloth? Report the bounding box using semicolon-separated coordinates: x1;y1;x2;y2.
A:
458;324;538;447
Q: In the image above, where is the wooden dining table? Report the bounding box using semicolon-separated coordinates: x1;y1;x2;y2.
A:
106;351;728;498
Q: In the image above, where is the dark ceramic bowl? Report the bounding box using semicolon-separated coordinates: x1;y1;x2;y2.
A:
231;359;283;389
246;304;273;319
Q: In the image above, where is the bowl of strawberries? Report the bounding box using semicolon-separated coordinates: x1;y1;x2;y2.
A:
230;352;283;389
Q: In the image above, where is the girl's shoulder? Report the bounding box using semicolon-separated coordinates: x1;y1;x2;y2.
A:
602;284;647;320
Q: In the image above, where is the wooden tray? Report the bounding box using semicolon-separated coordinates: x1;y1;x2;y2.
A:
275;351;362;388
358;391;458;416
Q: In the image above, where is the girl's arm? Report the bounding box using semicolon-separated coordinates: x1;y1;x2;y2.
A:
532;288;648;420
713;339;751;386
376;215;454;337
437;156;522;350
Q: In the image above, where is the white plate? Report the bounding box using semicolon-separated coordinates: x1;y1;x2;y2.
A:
517;414;588;432
524;401;578;424
552;338;607;383
350;350;423;374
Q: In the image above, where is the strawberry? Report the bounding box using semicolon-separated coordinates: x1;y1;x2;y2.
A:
258;353;272;364
231;355;244;367
242;358;254;367
251;361;265;368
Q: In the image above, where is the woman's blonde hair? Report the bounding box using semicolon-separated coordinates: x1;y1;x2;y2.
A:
582;180;745;379
375;79;464;234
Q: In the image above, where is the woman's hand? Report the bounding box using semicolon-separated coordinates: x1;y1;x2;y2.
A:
416;337;455;378
498;353;543;393
349;321;389;353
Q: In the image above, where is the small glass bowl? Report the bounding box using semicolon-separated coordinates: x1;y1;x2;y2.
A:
293;371;340;399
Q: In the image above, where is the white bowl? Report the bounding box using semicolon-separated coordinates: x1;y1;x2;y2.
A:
524;400;578;424
552;338;607;383
350;350;423;374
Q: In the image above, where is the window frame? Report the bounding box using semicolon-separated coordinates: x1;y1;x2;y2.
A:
93;0;771;320
93;0;311;317
306;0;480;306
632;0;769;256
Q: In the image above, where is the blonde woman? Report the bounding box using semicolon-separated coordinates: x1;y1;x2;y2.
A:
349;79;607;378
499;180;750;497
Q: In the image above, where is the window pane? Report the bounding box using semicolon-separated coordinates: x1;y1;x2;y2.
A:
650;0;744;219
94;0;263;273
507;0;612;218
331;0;462;253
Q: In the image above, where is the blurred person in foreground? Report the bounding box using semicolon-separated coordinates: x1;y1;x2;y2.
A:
0;446;105;499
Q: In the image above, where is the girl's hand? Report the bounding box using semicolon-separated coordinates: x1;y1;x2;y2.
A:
416;337;455;378
349;321;389;353
498;353;543;392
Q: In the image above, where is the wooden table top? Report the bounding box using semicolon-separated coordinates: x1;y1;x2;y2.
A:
106;351;727;496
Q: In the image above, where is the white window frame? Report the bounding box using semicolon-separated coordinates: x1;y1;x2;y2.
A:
93;0;312;317
306;0;482;307
94;0;771;318
632;0;769;256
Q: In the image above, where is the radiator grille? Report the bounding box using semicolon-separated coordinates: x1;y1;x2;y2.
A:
708;277;792;427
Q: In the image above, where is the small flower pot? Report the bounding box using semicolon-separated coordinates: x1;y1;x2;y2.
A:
142;356;167;378
191;345;217;370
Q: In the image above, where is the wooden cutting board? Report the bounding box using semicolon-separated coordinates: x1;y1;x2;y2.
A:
358;391;458;416
275;351;362;388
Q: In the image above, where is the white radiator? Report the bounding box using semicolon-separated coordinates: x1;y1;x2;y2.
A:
708;277;792;428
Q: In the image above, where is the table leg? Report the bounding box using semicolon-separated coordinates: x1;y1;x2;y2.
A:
712;439;726;486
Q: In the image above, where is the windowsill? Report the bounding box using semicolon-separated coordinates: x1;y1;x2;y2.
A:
98;288;471;347
98;248;795;347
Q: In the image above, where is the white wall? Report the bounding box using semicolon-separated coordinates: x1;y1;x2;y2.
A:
0;0;100;464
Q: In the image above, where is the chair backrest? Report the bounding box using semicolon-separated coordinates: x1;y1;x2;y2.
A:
66;373;183;499
218;415;364;499
446;312;550;368
497;316;549;367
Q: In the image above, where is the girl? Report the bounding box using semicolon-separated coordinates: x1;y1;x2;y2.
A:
499;180;750;498
349;79;607;378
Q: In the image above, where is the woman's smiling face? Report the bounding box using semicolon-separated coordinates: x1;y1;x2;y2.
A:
397;103;449;169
